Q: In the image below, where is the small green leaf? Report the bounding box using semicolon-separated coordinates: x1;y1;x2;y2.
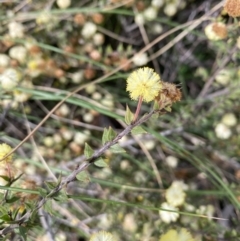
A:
57;173;62;185
6;196;20;204
102;128;108;145
0;175;10;182
25;202;34;210
45;181;57;190
0;206;8;217
12;207;22;220
43;200;56;216
76;171;90;183
110;144;125;153
38;187;48;198
150;113;159;121
125;105;134;125
84;143;94;158
117;43;124;53
107;127;116;141
53;190;68;203
94;158;109;168
164;106;172;112
19;226;27;241
106;44;113;55
0;214;11;222
102;127;116;144
131;126;147;135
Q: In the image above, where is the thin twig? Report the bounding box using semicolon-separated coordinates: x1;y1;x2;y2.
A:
0;109;162;235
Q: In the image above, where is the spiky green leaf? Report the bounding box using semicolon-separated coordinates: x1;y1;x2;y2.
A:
94;158;109;168
76;171;90;183
125;105;134;125
84;143;94;158
131;126;147;135
110;144;125;153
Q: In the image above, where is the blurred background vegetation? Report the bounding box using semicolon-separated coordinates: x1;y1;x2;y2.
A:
0;0;240;240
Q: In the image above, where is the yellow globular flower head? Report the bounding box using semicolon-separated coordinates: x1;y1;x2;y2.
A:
89;230;116;241
126;67;162;102
0;143;13;164
159;228;195;241
159;229;178;241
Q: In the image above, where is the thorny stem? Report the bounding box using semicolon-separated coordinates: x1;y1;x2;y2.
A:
133;96;143;123
0;109;165;236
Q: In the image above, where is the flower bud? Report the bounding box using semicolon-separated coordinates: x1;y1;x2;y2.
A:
56;0;71;9
0;68;21;90
9;45;27;63
81;22;97;39
8;22;24;38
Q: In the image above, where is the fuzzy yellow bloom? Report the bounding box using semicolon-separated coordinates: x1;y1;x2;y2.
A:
159;228;195;241
0;143;13;163
89;230;116;241
126;67;162;102
160;229;178;241
165;184;186;207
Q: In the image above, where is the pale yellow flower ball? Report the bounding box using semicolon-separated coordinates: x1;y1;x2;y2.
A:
71;71;84;84
13;80;33;102
36;11;52;25
92;92;102;101
83;112;94;123
0;54;10;67
165;155;178;168
159;202;179;223
221;113;237;127
86;84;96;94
61;129;73;141
215;123;232;139
159;228;195;241
152;23;163;34
0;68;21;91
123;213;137;232
74;131;90;145
93;33;105;46
0;143;13;163
132;53;149;66
8;21;24;38
165;182;186;207
143;7;158;21
9;45;27;64
135;13;145;25
90;230;116;241
215;69;232;85
142;139;156;150
43;136;54;147
81;22;97;39
56;0;71;9
151;0;164;8
164;3;177;17
58;104;70;117
171;180;189;191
